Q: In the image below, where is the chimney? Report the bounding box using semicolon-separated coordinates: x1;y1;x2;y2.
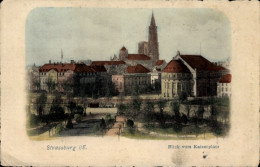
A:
49;60;51;64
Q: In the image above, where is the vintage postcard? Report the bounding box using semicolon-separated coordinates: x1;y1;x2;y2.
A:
1;0;259;166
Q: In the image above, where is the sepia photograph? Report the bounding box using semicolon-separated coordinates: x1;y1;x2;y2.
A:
1;1;259;166
26;8;231;140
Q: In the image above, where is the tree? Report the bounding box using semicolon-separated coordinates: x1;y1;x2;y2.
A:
132;98;142;119
197;105;205;120
127;119;134;128
185;104;191;119
36;92;47;116
171;102;181;123
144;102;155;126
32;79;40;91
117;103;128;115
100;118;106;129
157;99;167;127
75;105;84;115
210;104;219;121
46;78;56;93
179;92;188;102
67;101;77;116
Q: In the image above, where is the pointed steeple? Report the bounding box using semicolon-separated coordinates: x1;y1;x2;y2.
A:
150;11;156;26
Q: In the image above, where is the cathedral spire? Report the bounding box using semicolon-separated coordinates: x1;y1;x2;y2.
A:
150;11;156;26
148;11;159;64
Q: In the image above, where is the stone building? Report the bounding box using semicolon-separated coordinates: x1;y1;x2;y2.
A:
124;64;151;95
112;75;125;93
39;61;98;93
161;60;193;98
217;74;232;97
118;12;160;69
174;51;229;97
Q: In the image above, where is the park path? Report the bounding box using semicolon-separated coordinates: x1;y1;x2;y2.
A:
106;116;127;136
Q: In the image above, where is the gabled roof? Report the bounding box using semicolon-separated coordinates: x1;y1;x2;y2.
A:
126;64;150;73
74;64;96;73
126;54;151;60
163;60;190;73
39;63;96;73
156;60;165;66
180;55;226;71
120;46;127;51
91;61;126;66
219;74;232;83
91;65;107;72
39;63;77;72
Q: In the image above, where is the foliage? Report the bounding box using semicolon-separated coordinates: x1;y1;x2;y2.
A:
32;79;41;91
56;123;64;134
117;103;128;115
171;102;180;123
105;114;114;126
74;114;82;123
157;99;167;127
143;102;155;125
46;78;57;93
179;92;188;102
29;114;40;127
75;105;84;115
49;105;66;121
181;114;188;124
66;119;73;129
67;101;77;116
36;92;47;116
197;105;205;119
93;123;100;133
100;118;106;129
173;123;183;134
127;119;134;128
210;104;218;121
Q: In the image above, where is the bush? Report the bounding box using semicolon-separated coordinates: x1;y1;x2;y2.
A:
74;114;82;123
173;123;183;133
56;123;64;134
75;106;84;115
105;114;114;125
93;123;100;133
100;118;106;129
66;119;73;129
127;119;134;128
29;114;40;127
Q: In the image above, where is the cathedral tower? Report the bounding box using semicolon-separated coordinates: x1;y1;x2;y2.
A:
119;46;128;61
148;12;159;63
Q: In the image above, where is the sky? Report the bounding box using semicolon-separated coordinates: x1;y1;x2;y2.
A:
26;8;231;66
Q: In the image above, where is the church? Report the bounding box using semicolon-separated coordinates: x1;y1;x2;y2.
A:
118;12;163;71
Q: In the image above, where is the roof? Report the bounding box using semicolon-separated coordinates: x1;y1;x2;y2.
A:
91;65;107;72
219;74;232;83
126;64;150;73
74;64;96;73
126;54;151;60
39;63;96;73
180;55;226;71
39;63;77;72
120;46;127;51
163;60;190;73
156;60;165;66
91;61;126;66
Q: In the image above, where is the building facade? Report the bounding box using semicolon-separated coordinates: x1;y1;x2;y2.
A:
161;60;193;98
174;51;229;97
217;74;232;97
119;12;160;67
124;64;151;95
112;75;125;93
39;61;98;93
